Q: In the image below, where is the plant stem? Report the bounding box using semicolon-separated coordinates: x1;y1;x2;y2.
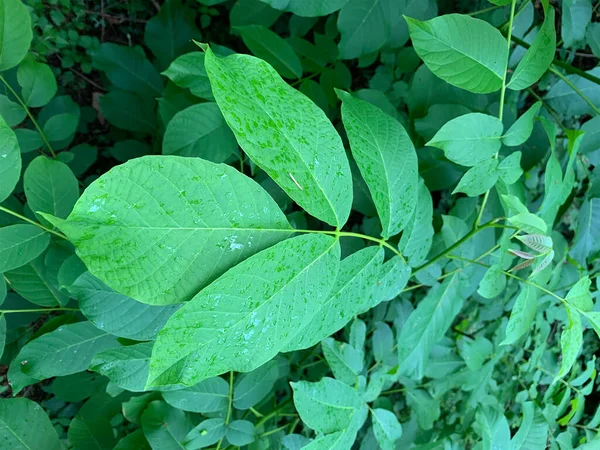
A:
467;4;501;16
259;424;289;438
475;0;516;228
216;371;234;450
0;75;56;158
0;206;67;239
548;66;600;116
255;399;292;428
0;307;79;314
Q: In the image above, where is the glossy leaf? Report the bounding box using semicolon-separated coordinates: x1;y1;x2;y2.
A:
338;90;418;238
0;115;21;203
162;103;237;161
406;14;507;93
426;113;503;167
203;44;353;228
90;342;156;392
0;224;50;273
147;234;340;387
162;377;229;413
162;52;213;99
0;398;60;450
46;156;292;305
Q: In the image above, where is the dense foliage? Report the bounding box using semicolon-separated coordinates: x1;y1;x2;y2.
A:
1;0;600;448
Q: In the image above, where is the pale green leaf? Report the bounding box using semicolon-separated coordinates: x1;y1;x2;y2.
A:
17;56;57;107
291;377;365;433
557;306;583;379
508;1;555;91
397;274;465;379
24;156;79;221
0;224;50;273
510;402;549;450
565;276;593;312
68;272;180;340
338;90;418;238
587;23;600;58
142;401;192;450
203;44;352;228
183;418;226;449
92;43;163;97
570;198;600;265
516;234;552;253
426;113;503;166
46;156;292;306
162;103;236;162
13;321;119;383
508;212;548;235
399;177;434;267
545;67;600;117
0;115;21;203
258;0;349;16
90;342;156;392
233;360;279;410
321;337;363;385
226;420;256;446
502;102;542;146
501;285;539;345
562;0;592;48
163;377;229;413
405;389;440;430
372;408;402;450
406;14;507;93
147;234;340;387
237;25;302;79
162;52;213;99
478;264;506;299
498;152;523;185
0;398;60;450
337;0;388;60
476;406;511;450
0;0;33;71
4;254;66;307
453;159;499;197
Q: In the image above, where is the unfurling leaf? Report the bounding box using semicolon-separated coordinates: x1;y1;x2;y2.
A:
516;234;553;254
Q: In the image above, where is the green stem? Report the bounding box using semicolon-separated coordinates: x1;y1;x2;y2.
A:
467;4;502;16
549;66;600;116
0;75;56;158
259;424;289;438
255;399;292;428
216;371;234;450
0;206;67;239
475;0;516;228
0;307;79;314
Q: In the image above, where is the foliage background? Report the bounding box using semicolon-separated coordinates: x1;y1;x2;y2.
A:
0;0;600;449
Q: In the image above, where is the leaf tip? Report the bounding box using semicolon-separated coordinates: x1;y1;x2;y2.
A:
194;41;209;52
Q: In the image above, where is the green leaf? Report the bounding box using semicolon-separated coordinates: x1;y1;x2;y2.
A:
0;224;50;273
337;0;388;60
507;212;548;235
399;178;434;267
338;90;418;238
507;1;555;90
24;156;79;222
141;401;192;450
162;52;213;100
582;311;600;340
14;128;42;153
203;45;353;228
92;43;163;97
545;67;600;117
226;420;256;446
0;398;60;450
68;272;180;340
42;113;78;142
476;406;511;450
426;113;503;166
562;0;592;48
0;94;25;126
258;0;349;16
0;0;33;71
68;414;116;450
406;14;507;93
13;321;120;383
501;285;539;345
114;430;151;450
90;342;156;392
17;56;57;107
46;156;292;305
498;152;523;185
230;0;282;28
237;25;302;79
48;372;107;403
405;389;440;430
557;305;582;380
453;159;499;197
587;23;600;58
163;377;229;413
162;103;237;162
291;377;365;433
565;276;593;312
147;234;340;387
397;274;465;379
502;102;542;146
371;408;403;450
0;115;21;203
477;264;506;299
99;90;156;133
321;337;363;385
183;418;226;449
570;198;600;265
233;360;279;410
144;0;200;70
510;402;549;450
